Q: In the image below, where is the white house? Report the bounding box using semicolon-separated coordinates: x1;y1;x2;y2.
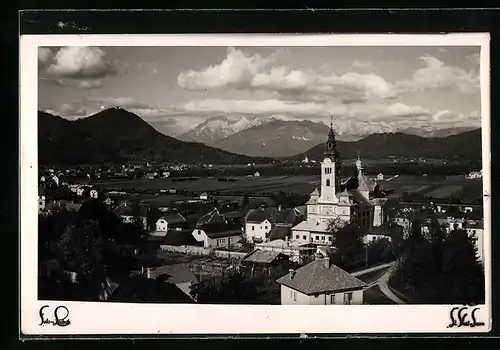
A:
254;171;261;177
277;256;366;305
244;206;305;243
76;186;86;197
191;223;243;248
162;171;171;178
377;173;384;181
153;212;187;234
199;192;209;200
103;197;114;206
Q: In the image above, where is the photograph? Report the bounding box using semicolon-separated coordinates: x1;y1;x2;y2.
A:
21;33;491;335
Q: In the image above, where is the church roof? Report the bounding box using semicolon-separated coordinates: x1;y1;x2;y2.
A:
310;188;320;196
349;189;372;207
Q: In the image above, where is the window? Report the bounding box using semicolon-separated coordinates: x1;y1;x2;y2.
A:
344;292;353;305
326;179;331;187
328;236;333;241
321;236;325;241
293;291;297;301
265;226;268;230
330;294;335;304
252;226;255;231
303;235;306;240
296;235;300;239
315;235;319;240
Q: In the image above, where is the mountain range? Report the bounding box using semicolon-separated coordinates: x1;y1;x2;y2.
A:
38;107;482;166
295;129;482;161
38;108;271;166
172;115;477;157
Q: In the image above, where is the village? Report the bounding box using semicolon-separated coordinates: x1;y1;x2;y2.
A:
36;122;485;306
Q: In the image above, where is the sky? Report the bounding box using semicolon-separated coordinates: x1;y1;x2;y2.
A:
38;45;482;137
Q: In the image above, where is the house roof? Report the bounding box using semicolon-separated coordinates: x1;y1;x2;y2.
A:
277;258;367;295
163;229;199;246
148;263;198;284
242;250;284;264
198;223;243;238
463;220;484;230
310;188;320;197
245;207;304;225
267;225;291;241
348;189;371;207
292;219;330;233
158;212;187;224
44;200;82;212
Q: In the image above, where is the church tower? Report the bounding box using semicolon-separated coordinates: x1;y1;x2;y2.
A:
320;117;340;203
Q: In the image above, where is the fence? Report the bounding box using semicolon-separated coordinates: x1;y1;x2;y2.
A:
159;244;209;256
158;245;249;260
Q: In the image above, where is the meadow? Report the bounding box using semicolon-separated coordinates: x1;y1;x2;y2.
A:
93;174;482;203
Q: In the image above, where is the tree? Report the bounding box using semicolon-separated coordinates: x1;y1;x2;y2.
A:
190;272;259;304
440;229;484;304
58;219;106;299
327;220;365;269
241;194;250;209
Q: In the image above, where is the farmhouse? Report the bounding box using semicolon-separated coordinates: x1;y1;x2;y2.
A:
199;192;209;200
154;212;187;233
277;255;367;305
192;222;243;248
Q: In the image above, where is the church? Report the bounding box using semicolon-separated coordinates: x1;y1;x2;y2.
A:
290;120;387;246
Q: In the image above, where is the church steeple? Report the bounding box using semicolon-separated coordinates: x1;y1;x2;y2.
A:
324;116;339;161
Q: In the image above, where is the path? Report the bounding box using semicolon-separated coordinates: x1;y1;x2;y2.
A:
351;262;394;277
375;267;406;304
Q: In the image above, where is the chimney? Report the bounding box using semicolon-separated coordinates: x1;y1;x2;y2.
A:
285;236;288;242
146;268;151;279
289;269;295;279
324;256;330;268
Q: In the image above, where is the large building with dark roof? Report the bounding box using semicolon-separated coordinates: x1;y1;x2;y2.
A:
277;255;366;305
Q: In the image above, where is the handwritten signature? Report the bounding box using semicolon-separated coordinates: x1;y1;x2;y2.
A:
447;306;485;328
39;305;71;327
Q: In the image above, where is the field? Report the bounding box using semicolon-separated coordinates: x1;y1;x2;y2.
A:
92;174;482;203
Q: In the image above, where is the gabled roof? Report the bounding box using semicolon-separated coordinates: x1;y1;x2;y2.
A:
267;225;291;241
310;188;320;197
292;219;330;233
148;263;198;284
277;258;366;295
162;229;199;246
158;212;187;224
348;189;371;207
245;207;304;225
242;250;285;264
198;223;243;238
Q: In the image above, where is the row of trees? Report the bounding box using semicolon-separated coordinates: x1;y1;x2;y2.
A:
390;220;484;304
38;200;149;301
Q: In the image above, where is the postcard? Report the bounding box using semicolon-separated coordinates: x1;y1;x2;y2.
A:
20;33;491;336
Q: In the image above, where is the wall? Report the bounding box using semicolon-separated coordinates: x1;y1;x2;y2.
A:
245;220;272;242
280;285;310;305
159;244;208;255
213;250;248;259
291;229;311;244
206;235;242;248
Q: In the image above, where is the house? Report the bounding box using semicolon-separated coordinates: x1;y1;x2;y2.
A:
103;197;114;206
90;188;99;199
244;206;305;243
199;192;209;200
153;212;187;235
162;171;171;178
76;186;86;197
192;222;243;248
107;275;194;304
254;171;261;177
255;239;316;263
38;185;46;212
116;203;148;230
277;255;367;305
363;224;394;244
145;172;157;180
393;212;412;238
144;263;199;299
377;173;384;181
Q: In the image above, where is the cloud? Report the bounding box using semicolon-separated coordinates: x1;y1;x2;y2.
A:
177;47;400;103
171;97;480;133
38;48;53;69
399;54;480;94
39;46;118;89
351;60;374;69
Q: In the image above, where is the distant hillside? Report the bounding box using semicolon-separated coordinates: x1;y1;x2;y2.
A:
213;119;331;157
38;108;273;166
295;129;482;161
